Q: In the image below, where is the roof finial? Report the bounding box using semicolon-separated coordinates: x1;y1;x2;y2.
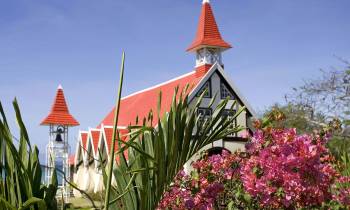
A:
58;84;63;89
202;0;210;4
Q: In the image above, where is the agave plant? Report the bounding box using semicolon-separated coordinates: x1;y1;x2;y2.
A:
103;53;245;210
0;100;58;210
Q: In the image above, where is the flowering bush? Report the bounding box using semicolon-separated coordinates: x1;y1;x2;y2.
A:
157;151;243;210
242;128;337;208
331;176;350;207
158;125;350;209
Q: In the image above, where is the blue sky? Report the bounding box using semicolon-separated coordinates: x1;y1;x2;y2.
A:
0;0;349;161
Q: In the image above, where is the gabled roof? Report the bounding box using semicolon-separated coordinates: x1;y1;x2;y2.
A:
80;131;89;152
89;129;101;156
189;62;257;117
187;0;231;52
100;125;129;162
74;131;88;166
99;71;204;127
102;126;128;154
41;85;79;126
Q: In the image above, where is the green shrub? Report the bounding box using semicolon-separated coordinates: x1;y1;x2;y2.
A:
0;100;58;210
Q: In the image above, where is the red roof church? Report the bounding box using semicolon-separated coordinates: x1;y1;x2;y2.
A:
63;0;256;195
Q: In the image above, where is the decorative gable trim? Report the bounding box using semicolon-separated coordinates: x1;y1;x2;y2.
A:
188;62;257;117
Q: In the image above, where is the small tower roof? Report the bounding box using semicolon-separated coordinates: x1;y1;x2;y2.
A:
41;85;79;126
187;0;231;52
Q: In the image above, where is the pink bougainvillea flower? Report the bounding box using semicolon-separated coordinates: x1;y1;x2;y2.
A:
158;127;346;209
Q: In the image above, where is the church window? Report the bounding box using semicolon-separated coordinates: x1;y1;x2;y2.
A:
220;82;234;99
197;108;212;124
197;80;212;98
222;109;237;131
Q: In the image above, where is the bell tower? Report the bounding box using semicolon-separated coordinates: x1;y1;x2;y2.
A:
187;0;231;77
41;85;79;200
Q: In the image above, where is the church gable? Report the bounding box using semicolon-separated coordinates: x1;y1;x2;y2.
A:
187;63;256;135
189;63;256;118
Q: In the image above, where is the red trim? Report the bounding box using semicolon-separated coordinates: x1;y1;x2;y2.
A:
41;87;79;126
187;2;231;52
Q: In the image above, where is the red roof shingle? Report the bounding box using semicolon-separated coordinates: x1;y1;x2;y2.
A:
41;86;79;126
90;130;101;155
80;132;88;151
99;71;203;127
103;126;128;161
187;1;231;52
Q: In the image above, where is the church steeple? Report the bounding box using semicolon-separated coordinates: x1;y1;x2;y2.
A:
41;85;79;199
41;85;79;126
187;0;231;76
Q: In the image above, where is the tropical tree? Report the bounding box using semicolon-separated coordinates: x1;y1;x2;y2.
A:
261;103;326;134
263;60;350;159
285;59;350;125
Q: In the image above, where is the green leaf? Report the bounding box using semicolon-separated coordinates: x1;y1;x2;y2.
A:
253;166;258;174
0;196;17;210
243;193;252;203
104;52;126;210
18;197;46;210
227;200;234;210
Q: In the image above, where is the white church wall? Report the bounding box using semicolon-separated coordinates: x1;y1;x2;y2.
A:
73;167;84;197
93;169;104;193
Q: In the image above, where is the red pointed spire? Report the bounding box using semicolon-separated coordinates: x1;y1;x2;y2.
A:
41;85;79;126
187;0;231;52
